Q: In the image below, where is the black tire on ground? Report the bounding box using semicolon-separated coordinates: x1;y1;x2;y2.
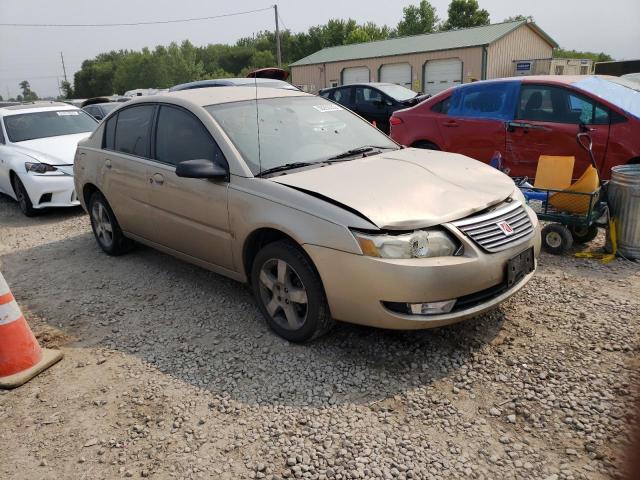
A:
11;174;37;217
251;240;334;343
412;141;440;150
541;224;574;255
88;191;133;256
569;225;599;244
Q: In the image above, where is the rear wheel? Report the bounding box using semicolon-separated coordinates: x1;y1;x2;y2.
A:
11;174;36;217
251;240;334;343
541;224;573;255
88;191;132;256
569;225;599;244
412;141;440;150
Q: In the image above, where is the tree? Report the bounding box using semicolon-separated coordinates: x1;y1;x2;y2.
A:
60;80;73;99
396;0;439;36
554;48;613;62
441;0;490;31
504;14;533;22
19;80;38;101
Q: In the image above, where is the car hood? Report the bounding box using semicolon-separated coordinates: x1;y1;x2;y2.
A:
12;132;91;169
270;148;516;230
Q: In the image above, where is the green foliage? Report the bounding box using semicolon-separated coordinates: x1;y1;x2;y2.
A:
396;0;439;36
441;0;490;31
19;80;38;101
503;14;533;22
60;80;73;99
553;48;613;63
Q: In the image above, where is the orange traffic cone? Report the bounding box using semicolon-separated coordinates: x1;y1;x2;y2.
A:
0;272;63;389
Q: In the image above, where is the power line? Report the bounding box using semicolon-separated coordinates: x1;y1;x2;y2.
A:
0;6;273;28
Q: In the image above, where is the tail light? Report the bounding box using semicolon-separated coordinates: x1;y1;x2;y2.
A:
389;116;403;126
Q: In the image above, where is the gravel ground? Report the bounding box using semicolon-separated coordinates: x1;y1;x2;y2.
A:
0;194;639;480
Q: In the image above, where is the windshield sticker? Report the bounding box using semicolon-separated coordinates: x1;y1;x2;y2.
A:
57;111;79;116
313;104;343;113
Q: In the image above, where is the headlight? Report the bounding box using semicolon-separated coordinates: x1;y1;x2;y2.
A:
512;187;526;204
352;229;458;259
25;162;58;174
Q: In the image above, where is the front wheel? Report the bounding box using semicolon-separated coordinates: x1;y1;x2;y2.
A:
251;240;334;343
541;223;573;255
11;175;37;216
88;191;133;256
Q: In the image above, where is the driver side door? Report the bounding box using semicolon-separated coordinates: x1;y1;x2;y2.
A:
146;104;234;270
354;87;392;132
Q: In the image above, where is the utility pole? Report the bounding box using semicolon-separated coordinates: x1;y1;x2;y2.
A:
274;4;282;68
60;51;68;83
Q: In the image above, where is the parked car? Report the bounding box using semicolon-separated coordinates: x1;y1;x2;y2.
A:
74;88;540;342
0;102;97;215
621;72;640;86
169;77;299;92
82;102;122;121
319;83;429;133
390;75;640;179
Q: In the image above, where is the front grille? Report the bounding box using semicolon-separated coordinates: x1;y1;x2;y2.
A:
452;200;534;253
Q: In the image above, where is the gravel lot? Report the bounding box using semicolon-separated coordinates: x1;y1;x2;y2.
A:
1;194;639;480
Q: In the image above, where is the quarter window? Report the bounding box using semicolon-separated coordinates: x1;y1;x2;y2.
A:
154;105;224;166
114;105;155;158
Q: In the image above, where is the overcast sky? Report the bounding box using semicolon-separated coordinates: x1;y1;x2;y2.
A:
1;0;638;98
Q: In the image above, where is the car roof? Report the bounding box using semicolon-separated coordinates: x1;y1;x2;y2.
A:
0;102;78;116
170;78;296;92
322;82;399;90
127;86;310;108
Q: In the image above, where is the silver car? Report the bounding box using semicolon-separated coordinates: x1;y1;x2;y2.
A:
74;87;540;342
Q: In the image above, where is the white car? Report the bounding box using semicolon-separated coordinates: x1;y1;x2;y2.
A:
0;102;97;215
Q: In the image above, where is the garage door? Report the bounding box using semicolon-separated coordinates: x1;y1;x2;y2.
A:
423;59;462;96
342;66;370;85
379;63;411;88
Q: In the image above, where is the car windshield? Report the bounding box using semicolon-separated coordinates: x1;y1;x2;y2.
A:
206;96;398;175
4;110;97;142
572;76;640;119
376;84;418;102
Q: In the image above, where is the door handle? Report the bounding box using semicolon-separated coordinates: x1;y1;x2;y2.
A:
444;121;459;127
105;159;112;169
152;173;164;185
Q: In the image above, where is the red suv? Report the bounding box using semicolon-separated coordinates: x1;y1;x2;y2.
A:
390;76;640;179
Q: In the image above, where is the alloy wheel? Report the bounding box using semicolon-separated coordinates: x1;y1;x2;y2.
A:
258;258;308;330
92;201;114;248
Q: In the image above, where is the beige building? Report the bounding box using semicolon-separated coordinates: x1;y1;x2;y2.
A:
512;58;593;76
290;20;558;95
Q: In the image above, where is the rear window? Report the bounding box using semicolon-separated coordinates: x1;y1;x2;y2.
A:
4;110;96;142
114;105;155;158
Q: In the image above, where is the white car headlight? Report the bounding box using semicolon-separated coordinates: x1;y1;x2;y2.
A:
25;162;59;174
352;229;458;259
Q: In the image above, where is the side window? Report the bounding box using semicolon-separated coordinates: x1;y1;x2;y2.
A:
431;97;451;114
114;105;155;158
518;85;610;125
319;91;330;99
154;105;225;166
447;82;517;120
331;88;351;105
103;113;117;150
355;87;382;107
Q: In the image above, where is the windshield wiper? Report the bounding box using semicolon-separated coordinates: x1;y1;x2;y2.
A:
326;145;395;162
257;162;320;177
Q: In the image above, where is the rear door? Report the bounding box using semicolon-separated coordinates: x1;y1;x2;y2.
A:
146;104;234;270
506;84;610;178
101;105;155;239
436;82;517;162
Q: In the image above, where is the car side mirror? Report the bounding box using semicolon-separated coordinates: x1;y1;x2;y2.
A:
175;159;228;180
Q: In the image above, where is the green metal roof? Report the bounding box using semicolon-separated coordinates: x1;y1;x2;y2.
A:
291;21;558;67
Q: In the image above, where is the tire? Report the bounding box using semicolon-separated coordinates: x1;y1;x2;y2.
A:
11;174;37;217
88;191;133;256
541;224;573;255
569;225;599;244
251;240;334;343
412;141;440;150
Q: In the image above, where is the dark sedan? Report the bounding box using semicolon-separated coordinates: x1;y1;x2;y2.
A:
319;83;429;133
